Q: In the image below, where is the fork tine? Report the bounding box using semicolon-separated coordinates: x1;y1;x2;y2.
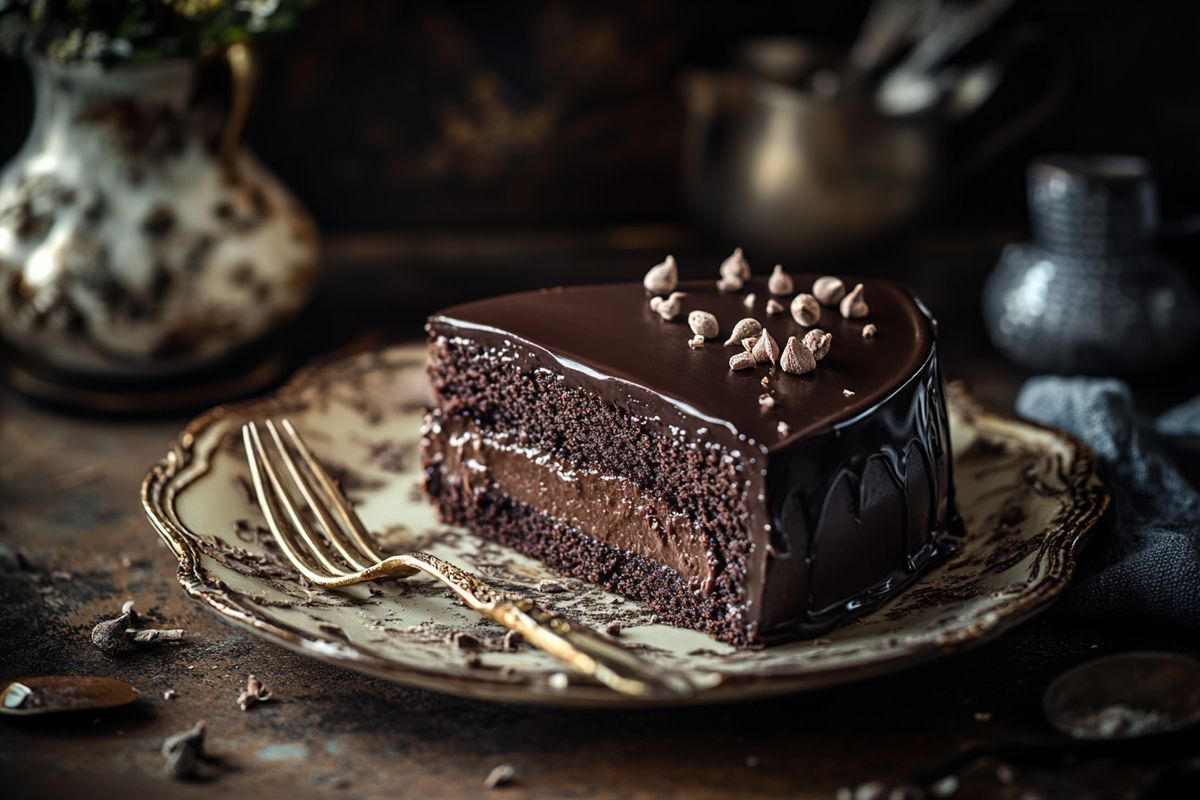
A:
242;424;330;584
244;422;347;577
263;420;371;573
279;418;383;563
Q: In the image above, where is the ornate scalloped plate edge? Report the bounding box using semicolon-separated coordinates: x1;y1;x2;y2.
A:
141;345;1109;709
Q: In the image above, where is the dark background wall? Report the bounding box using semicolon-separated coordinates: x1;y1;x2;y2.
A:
3;0;1199;234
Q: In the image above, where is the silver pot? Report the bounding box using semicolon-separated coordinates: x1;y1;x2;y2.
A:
683;38;1064;257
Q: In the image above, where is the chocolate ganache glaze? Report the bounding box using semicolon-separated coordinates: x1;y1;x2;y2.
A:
424;276;959;645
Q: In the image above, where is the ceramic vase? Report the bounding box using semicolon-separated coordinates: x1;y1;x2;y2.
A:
983;155;1199;374
0;55;319;381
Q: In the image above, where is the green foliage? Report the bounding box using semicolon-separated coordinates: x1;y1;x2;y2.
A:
0;0;312;62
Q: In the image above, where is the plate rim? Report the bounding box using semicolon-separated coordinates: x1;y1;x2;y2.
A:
140;346;1110;708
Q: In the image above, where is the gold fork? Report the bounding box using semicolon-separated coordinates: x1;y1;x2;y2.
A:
241;418;695;698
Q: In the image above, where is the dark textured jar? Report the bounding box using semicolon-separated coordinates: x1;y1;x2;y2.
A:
983;155;1199;374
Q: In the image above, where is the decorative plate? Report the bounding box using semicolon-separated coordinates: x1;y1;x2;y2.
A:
142;345;1108;708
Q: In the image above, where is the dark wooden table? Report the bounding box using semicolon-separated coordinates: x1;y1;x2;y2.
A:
3;230;1199;799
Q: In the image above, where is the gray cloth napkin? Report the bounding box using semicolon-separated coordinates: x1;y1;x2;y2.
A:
1015;377;1200;631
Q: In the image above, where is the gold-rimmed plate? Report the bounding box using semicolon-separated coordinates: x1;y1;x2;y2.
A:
141;345;1107;708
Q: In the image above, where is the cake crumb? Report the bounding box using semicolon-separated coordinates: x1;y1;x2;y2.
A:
843;389;855;397
777;421;790;437
452;632;481;650
862;323;877;339
760;376;769;388
484;764;517;789
688;334;705;349
758;393;775;409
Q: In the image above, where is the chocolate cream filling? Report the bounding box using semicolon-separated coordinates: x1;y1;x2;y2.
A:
425;415;718;593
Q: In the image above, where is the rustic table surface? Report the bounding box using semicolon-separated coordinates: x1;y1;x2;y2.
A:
4;231;1199;799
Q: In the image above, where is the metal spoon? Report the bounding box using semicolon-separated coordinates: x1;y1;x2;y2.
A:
913;652;1200;791
1044;652;1200;740
1;676;138;716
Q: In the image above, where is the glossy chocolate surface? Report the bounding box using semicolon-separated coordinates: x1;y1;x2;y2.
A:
431;278;932;448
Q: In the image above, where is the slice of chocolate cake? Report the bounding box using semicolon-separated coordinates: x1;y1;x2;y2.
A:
422;266;959;646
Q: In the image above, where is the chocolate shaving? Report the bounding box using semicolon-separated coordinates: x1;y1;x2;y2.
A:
650;291;686;321
724;318;762;346
720;247;751;281
728;351;756;371
484;764;518;789
839;283;869;318
716;274;744;293
768;264;794;295
92;600;185;655
687;310;719;339
237;674;273;711
790;293;820;327
813;275;846;305
803;329;833;360
643;255;678;294
162;721;206;779
751;329;780;366
780;336;816;374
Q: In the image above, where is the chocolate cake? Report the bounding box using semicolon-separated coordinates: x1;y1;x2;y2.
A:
421;263;959;646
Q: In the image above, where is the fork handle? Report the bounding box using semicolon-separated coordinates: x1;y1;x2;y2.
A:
396;552;694;698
